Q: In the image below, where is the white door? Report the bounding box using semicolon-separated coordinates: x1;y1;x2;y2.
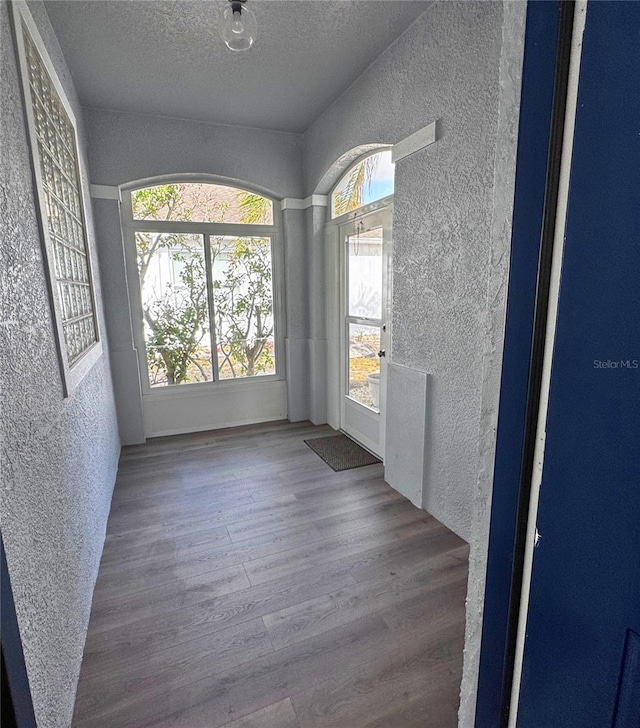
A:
339;207;392;458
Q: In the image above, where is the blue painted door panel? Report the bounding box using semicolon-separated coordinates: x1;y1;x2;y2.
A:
475;4;562;722
518;3;640;727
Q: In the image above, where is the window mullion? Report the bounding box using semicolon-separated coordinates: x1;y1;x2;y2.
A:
130;220;275;237
203;234;220;382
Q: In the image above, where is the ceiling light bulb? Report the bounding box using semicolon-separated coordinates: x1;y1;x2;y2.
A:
221;1;257;52
232;13;244;34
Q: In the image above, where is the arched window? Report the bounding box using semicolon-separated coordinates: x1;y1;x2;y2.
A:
127;182;279;387
131;182;273;225
330;150;394;218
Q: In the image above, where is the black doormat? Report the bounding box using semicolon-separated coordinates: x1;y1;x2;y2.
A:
304;434;381;472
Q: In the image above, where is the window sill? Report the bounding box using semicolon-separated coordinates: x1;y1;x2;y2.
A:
143;375;284;401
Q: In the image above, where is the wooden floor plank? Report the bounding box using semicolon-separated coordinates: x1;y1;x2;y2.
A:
146;616;399;728
89;563;251;631
244;518;454;587
95;521;325;595
217;699;300;728
100;523;231;567
291;623;465;728
313;497;428;538
75;617;274;721
227;489;403;542
88;560;356;638
348;529;467;584
108;485;256;516
73;422;468;728
262;551;468;650
381;574;468;646
360;691;459;728
74;616;396;728
106;493;300;537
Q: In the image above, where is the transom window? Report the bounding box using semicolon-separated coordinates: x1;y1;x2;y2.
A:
129;183;278;388
331;150;394;218
132;182;273;225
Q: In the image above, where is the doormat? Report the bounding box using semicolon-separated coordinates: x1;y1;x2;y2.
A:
304;434;381;472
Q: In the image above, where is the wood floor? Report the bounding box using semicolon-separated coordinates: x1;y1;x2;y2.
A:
73;421;469;728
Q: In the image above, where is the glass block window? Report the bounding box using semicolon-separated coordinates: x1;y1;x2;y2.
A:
23;27;98;367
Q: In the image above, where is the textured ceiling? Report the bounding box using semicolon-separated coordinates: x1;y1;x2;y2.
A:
45;0;431;133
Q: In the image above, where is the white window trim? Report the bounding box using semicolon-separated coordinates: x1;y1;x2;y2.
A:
11;0;102;398
329;194;394;227
391;120;438;163
120;185;286;395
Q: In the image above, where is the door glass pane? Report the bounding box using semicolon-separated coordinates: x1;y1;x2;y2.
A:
348;227;383;320
135;232;213;387
348;323;380;411
210;236;276;379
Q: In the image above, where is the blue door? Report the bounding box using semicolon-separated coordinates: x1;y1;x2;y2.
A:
517;2;640;726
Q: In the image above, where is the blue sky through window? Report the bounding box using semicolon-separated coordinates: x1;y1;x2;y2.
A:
332;150;394;217
363;151;394;204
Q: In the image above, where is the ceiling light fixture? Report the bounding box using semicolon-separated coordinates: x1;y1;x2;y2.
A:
221;0;257;52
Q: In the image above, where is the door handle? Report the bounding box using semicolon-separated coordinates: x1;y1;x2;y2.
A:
377;350;386;358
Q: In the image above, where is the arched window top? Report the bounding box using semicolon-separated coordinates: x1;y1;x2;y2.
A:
131;182;274;225
331;150;394;218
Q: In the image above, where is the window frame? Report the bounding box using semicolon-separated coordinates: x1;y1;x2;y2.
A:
120;184;285;394
12;0;102;398
329;149;395;221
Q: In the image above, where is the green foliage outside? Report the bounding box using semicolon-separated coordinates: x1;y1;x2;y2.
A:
133;184;274;385
212;234;273;378
142;243;210;385
332;155;379;217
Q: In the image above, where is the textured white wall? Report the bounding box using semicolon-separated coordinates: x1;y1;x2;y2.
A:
90;197;146;444
303;2;525;722
0;3;120;727
82;110;306;442
458;3;526;722
84;108;304;197
305;0;505;542
282;208;311;421
306;204;329;425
